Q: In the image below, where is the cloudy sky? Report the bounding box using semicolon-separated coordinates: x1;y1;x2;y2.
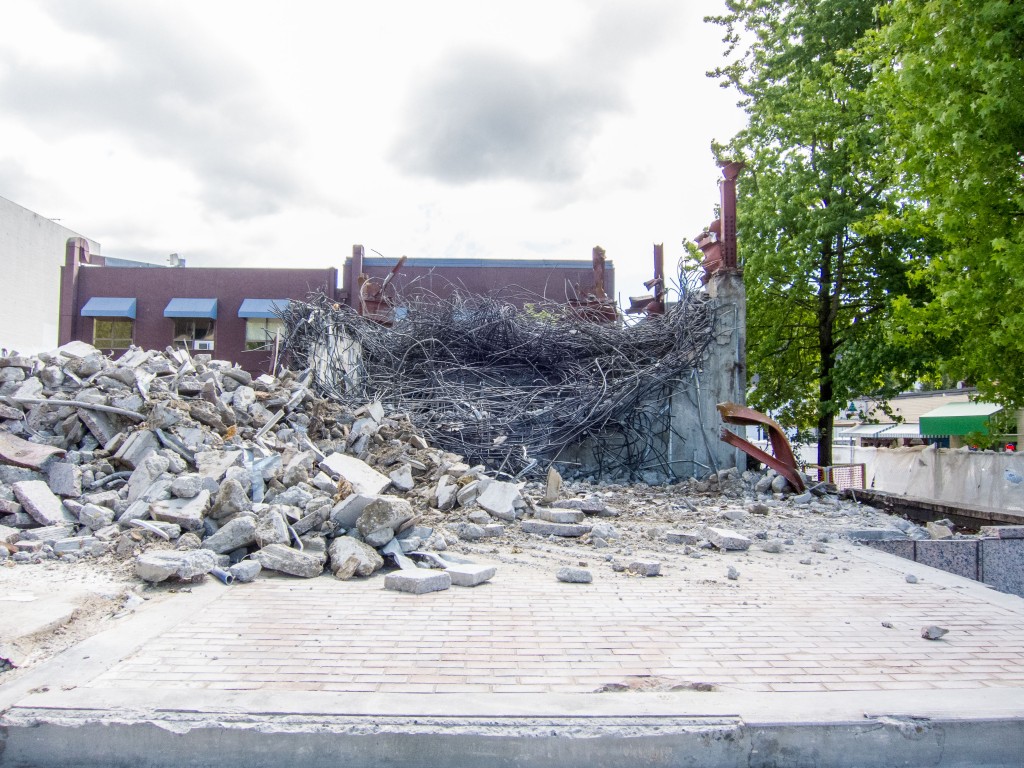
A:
0;0;745;303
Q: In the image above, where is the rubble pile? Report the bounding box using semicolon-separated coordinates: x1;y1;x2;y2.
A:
0;341;939;596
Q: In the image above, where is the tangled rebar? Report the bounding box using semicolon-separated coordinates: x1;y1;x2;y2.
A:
280;277;718;479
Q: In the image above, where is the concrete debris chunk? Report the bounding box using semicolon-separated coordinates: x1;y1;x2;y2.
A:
135;549;218;583
202;516;258;554
921;625;948;641
356;495;414;540
476;480;521;521
149;490;209;532
46;462;82;497
229;560;262;583
252;543;326;578
328;536;384;580
520;520;591;538
388;464;415;492
384;569;451;594
534;507;585;524
704;527;752;551
320;452;390;496
627;560;661;577
557;567;593;583
12;480;72;527
445;563;496;587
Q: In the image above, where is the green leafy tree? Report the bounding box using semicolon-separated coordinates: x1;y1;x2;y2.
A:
868;0;1024;407
707;0;928;465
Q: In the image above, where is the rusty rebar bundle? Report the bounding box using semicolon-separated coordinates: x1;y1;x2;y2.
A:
280;277;716;479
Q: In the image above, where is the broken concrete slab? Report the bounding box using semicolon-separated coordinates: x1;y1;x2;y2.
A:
520;520;591;538
251;543;326;578
704;527;752;551
12;480;73;527
113;430;160;469
445;563;496;587
477;480;521;521
388;464;415;492
228;560;261;583
0;431;65;470
384;569;451;594
557;567;593;583
533;507;585;524
320;452;390;496
149;490;210;533
202;517;258;554
627;560;661;577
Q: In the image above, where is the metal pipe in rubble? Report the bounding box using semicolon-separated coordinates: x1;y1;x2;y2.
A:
210;567;234;585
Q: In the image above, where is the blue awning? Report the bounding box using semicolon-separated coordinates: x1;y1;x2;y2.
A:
164;298;217;319
81;297;137;319
238;299;289;318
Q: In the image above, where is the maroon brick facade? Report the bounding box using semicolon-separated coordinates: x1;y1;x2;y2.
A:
59;243;338;374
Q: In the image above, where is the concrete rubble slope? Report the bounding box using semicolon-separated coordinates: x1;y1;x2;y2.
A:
1;342;1023;766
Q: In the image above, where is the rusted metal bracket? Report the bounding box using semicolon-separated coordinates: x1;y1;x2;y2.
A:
716;402;805;492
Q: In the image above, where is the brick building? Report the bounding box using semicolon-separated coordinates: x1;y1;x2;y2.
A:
58;242;614;374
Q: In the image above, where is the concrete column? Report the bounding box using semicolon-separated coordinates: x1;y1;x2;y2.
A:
667;271;747;478
348;245;364;310
57;237;91;346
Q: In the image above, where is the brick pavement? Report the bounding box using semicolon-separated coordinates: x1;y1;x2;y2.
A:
90;547;1024;695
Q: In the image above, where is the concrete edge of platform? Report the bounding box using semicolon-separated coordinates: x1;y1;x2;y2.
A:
2;691;1023;768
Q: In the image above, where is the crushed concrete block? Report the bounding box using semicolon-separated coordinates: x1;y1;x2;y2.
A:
53;536;97;554
627;560;661;577
251;543;326;578
202;516;258;554
150;490;209;532
454;523;487;541
557;567;592;583
704;527;752;551
666;530;701;545
328;536;384;580
534;507;585;524
388;464;415;492
311;471;338;494
196;450;243;480
113;430;159;469
170;474;204;499
320;452;390;496
255;508;290;547
921;625;948;640
384;569;451;594
542;466;562;504
211;478;251;519
77;408;118;446
726;566;740;581
520;520;591;538
356;495;414;539
433;476;458;511
229;560;262;583
456;480;482;508
445;563;496;587
926;521;954;540
127;454;171;503
46;462;82;497
78;503;115;530
0;524;20;544
477;480;520;521
135;549;218;582
770;475;790;493
12;480;73;526
482;524;505;537
329;493;377;530
847;529;910;542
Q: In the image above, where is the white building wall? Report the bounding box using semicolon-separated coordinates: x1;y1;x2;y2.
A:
0;196;100;353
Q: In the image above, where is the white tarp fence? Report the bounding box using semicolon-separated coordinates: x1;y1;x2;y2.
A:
842;445;1024;512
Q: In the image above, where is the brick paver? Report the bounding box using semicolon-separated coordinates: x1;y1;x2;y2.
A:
90;550;1024;694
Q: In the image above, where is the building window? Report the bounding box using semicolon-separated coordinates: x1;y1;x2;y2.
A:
245;318;284;351
173;318;215;350
93;318;133;349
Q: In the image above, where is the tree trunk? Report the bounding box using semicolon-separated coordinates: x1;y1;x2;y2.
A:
817;243;836;467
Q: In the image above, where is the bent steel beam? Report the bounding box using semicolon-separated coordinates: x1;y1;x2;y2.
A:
716;402;805;492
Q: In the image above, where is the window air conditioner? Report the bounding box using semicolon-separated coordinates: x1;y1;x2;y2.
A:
193;340;215;351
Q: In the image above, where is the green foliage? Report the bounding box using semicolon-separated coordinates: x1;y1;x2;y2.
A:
707;0;930;464
867;0;1024;407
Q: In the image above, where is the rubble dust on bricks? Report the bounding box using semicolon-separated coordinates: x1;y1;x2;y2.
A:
0;340;949;675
